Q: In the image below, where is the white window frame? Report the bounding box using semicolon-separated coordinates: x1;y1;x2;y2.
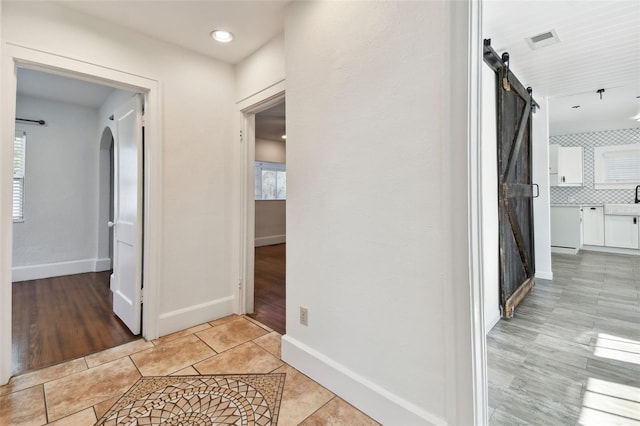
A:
594;143;640;189
13;131;26;222
254;161;286;200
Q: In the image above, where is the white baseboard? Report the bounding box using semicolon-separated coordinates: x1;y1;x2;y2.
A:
255;235;286;247
551;246;579;255
157;295;235;337
535;270;553;280
95;258;112;271
581;245;640;256
12;258;112;282
485;309;501;334
281;335;445;426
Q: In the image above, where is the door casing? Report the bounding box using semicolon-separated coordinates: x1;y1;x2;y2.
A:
0;44;163;385
238;87;285;315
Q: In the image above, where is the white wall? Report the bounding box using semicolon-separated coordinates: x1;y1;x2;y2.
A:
255;138;286;246
282;2;474;424
12;95;103;280
255;138;285;163
532;99;553;280
235;33;285;102
255;201;285;247
2;1;236;336
234;36;287;315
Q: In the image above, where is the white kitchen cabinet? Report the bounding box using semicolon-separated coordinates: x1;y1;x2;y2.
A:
582;206;605;246
604;215;640;249
550;144;583;186
551;206;581;252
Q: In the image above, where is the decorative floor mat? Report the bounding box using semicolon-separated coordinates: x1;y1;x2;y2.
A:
95;373;286;425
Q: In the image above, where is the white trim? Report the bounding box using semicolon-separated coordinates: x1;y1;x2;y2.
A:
157;296;235;337
442;0;486;425
581;245;640;256
237;82;286;315
236;79;285;110
95;257;112;271
11;258;112;282
594;183;639;190
486;310;501;334
0;43;163;385
535;270;554;280
255;235;286;247
551;246;580;255
281;335;446;426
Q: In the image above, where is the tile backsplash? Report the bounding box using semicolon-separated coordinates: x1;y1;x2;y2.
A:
550;128;640;204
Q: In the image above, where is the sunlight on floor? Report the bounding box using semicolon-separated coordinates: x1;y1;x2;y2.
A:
594;333;640;366
580;333;640;425
578;377;640;425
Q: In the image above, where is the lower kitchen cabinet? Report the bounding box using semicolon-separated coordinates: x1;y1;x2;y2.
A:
551;206;581;251
582;206;604;246
604;215;640;249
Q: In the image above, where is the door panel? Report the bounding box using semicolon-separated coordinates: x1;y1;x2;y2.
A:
111;94;143;334
485;42;536;318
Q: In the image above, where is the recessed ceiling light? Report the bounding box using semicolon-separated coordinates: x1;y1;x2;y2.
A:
281;135;287;140
211;30;233;43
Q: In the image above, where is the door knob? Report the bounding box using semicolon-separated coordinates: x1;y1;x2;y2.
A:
108;221;116;228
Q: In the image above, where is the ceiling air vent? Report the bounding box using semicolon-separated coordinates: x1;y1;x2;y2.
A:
525;29;560;50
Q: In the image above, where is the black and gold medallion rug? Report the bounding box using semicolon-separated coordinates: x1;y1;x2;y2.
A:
95;373;286;425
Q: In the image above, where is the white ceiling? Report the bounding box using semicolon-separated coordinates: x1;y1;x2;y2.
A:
17;68;116;109
16;1;640;137
483;0;640;135
56;0;289;65
256;101;286;142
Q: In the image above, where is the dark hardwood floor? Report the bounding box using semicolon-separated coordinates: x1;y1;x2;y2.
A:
12;271;139;375
250;244;286;334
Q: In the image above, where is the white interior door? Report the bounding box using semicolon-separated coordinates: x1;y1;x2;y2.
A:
111;94;143;334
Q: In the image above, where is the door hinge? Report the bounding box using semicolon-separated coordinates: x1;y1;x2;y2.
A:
240;130;243;143
140;294;144;304
238;281;242;290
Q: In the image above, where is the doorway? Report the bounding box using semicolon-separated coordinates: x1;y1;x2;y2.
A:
239;91;286;334
10;68;142;374
0;46;162;386
250;100;286;334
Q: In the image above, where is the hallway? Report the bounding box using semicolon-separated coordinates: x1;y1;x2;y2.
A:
0;315;378;425
488;252;640;424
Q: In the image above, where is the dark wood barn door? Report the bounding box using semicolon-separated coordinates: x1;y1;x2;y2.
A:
484;41;537;318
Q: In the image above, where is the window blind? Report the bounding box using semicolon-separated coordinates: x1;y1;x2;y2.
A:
602;150;640;182
13;131;26;221
594;143;640;189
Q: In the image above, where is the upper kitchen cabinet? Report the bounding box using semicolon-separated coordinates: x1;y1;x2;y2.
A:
550;144;583;186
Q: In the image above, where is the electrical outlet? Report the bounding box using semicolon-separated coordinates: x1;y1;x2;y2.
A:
299;307;308;326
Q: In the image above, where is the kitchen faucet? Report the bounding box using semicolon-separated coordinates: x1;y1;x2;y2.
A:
636;185;640;204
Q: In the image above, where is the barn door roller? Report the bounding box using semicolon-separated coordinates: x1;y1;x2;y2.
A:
483;39;540;113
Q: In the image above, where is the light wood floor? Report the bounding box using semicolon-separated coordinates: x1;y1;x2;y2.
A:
487;251;640;425
250;244;286;334
12;272;139;375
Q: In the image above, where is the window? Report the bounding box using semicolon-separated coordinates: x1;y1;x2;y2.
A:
255;161;286;200
13;131;26;222
594;144;640;189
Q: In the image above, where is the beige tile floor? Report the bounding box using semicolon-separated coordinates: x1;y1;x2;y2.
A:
0;315;379;425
